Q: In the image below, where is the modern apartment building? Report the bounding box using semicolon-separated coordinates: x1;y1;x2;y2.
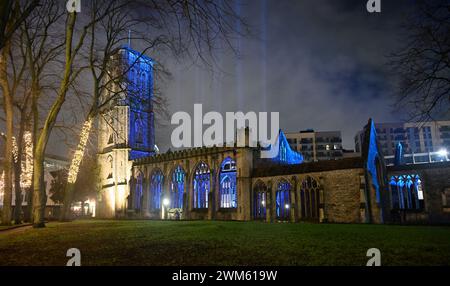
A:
354;120;450;164
285;130;343;162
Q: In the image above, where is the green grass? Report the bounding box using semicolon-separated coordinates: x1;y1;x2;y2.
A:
0;220;449;266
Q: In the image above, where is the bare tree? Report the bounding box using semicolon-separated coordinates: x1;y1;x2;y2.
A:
0;0;39;51
9;26;33;224
0;1;24;225
391;0;450;121
21;0;124;227
59;0;247;220
2;0;247;226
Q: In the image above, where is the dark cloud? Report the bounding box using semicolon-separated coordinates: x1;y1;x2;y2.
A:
35;0;413;156
158;0;413;150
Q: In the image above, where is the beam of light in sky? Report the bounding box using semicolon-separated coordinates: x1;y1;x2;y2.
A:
235;0;243;109
261;0;268;111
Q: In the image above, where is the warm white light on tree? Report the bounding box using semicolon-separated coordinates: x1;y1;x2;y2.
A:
20;131;33;188
1;132;20;163
12;137;19;163
67;118;93;184
0;171;4;201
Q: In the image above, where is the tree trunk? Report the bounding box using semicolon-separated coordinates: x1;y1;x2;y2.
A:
13;153;23;224
23;186;33;223
32;11;78;228
60;183;75;221
13;114;26;224
0;0;13;51
60;116;94;221
0;43;13;225
32;149;46;227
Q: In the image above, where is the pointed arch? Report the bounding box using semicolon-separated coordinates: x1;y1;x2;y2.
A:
219;157;237;208
276;178;291;221
389;174;424;210
149;168;163;210
192;161;210;209
253;180;267;220
106;155;113;179
133;171;144;210
300;176;320;221
170;165;185;209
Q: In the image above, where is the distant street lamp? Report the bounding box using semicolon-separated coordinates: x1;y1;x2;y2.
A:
163;198;170;207
437;148;448;159
162;198;170;220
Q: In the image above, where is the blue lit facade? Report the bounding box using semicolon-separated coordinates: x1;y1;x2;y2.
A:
365;120;382;204
272;130;304;165
108;49;449;225
122;47;156;160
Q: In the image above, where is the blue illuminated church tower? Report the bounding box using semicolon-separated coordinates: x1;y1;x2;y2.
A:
97;46;155;217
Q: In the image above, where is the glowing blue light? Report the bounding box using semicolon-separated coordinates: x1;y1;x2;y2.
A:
273;130;304;165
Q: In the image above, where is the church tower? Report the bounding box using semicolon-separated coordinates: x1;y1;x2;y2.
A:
97;46;155;218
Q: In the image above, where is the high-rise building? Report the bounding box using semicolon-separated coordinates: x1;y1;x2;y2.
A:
285;130;343;162
354;120;450;165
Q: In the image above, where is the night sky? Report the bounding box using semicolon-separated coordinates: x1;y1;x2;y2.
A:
155;0;414;151
44;0;416;156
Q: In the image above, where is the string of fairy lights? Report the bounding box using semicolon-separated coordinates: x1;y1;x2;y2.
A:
67;118;93;184
0;131;33;194
1;116;91;195
21;131;33;189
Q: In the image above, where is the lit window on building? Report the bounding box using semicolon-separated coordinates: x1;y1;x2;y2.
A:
253;181;267;220
276;180;291;221
170;166;185;209
390;174;424;210
193;162;210;209
219;157;237;208
150;169;163;210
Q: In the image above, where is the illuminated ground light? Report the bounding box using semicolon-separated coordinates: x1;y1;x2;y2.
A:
437;148;448;159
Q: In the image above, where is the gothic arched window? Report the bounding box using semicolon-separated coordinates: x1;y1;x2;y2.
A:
150;169;163;210
253;181;267;220
134;113;144;144
134;172;144;210
300;176;320;220
130;68;137;86
141;72;147;92
106;156;113;179
107;117;115;145
193;162;210;209
390;174;424;210
170;166;185;209
276;179;291;220
219;157;237;208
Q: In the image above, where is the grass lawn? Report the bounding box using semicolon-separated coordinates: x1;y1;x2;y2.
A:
0;220;449;266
